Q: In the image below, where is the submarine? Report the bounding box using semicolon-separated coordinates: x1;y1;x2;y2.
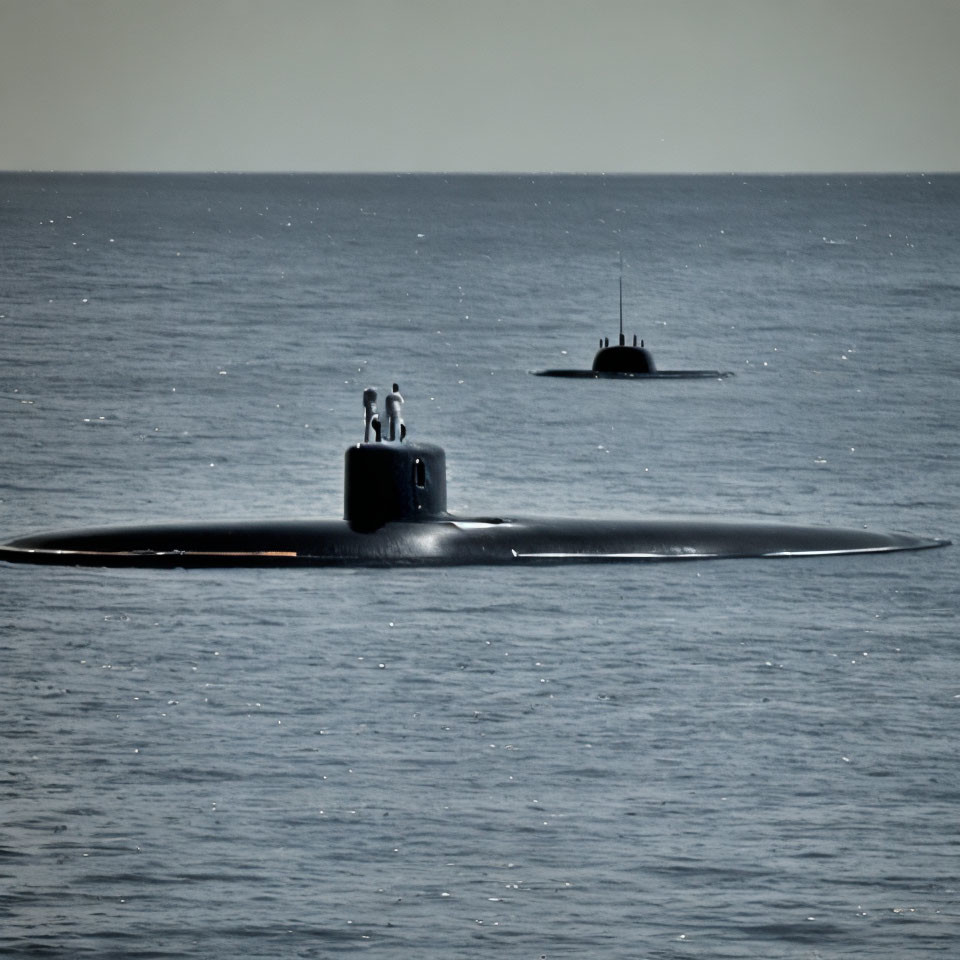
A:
533;264;733;379
0;385;947;568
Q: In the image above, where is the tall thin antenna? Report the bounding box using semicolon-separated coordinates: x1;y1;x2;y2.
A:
618;252;624;344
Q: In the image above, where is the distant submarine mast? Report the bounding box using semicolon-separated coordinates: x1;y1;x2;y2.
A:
617;251;628;345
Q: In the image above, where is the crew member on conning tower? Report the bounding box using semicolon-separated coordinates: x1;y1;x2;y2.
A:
386;382;405;441
363;387;380;442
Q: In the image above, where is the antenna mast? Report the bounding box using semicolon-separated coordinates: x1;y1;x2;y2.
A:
618;252;624;345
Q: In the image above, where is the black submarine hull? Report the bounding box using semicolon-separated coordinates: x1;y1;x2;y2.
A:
533;369;734;379
0;517;947;568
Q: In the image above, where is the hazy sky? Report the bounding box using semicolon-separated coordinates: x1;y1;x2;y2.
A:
1;0;958;173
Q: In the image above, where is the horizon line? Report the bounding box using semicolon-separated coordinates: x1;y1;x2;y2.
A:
2;168;957;177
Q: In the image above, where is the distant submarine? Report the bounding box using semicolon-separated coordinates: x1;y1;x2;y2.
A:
533;264;733;379
0;385;947;568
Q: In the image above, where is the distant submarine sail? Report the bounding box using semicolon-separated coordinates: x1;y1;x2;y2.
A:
534;256;733;379
0;386;948;568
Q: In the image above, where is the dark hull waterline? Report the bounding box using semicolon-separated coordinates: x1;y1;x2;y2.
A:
532;369;734;379
0;517;947;568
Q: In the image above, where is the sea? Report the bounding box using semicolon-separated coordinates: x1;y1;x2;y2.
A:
1;173;958;958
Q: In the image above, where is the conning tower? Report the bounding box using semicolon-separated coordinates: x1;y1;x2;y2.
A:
590;256;656;373
345;384;447;531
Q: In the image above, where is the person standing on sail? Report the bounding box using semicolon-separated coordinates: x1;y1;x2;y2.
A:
386;383;405;441
362;387;380;442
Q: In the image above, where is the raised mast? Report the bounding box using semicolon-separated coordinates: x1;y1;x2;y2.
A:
618;252;624;345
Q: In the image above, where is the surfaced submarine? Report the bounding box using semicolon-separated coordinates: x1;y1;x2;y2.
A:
0;385;948;568
534;332;733;379
533;267;733;379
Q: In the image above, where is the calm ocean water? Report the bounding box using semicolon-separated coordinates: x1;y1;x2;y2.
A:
1;173;958;958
